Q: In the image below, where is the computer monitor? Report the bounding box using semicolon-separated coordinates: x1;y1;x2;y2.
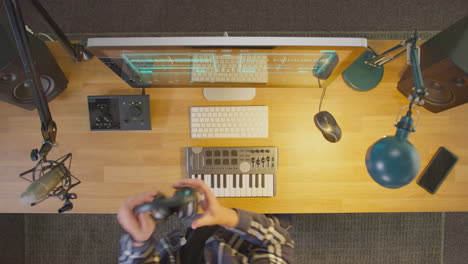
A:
87;37;367;100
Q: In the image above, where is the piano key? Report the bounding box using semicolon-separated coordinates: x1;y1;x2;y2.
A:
232;174;236;188
190;174;195;179
242;174;250;197
219;175;225;197
213;174;219;197
246;174;253;197
217;174;224;197
211;174;215;188
234;174;241;197
221;174;227;197
257;174;263;196
232;175;238;196
257;174;263;197
220;174;226;197
265;174;274;197
227;174;234;197
259;174;265;196
251;174;258;197
201;174;205;181
239;173;243;188
204;174;211;189
223;174;228;197
245;174;252;197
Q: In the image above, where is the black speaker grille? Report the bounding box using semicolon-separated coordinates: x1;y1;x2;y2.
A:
423;79;454;105
13;75;55;103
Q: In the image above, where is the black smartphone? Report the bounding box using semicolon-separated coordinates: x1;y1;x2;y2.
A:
417;147;458;194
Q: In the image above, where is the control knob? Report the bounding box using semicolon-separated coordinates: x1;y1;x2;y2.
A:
129;105;142;117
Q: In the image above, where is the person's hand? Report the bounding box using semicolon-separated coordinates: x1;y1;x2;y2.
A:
117;191;157;245
173;179;239;229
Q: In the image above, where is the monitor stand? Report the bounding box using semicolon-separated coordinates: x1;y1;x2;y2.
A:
203;88;256;101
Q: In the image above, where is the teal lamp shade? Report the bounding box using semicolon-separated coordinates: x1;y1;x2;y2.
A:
365;115;421;188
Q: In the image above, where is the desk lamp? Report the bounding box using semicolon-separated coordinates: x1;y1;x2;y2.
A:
3;0;92;211
343;33;427;188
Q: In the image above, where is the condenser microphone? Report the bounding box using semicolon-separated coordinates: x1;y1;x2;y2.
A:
20;163;69;205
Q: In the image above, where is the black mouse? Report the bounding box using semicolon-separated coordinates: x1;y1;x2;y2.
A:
314;111;342;143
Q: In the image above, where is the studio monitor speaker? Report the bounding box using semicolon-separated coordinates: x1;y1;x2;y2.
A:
398;16;468;113
0;16;67;110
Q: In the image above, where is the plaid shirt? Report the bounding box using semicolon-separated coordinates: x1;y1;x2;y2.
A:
119;209;294;264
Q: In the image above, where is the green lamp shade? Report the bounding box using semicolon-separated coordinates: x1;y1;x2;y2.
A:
365;136;421;188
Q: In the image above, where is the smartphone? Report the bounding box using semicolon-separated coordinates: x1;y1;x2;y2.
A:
417;147;458;194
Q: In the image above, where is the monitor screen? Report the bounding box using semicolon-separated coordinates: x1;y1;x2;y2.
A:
87;37;367;89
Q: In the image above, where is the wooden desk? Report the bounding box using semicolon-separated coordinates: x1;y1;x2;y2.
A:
0;41;467;213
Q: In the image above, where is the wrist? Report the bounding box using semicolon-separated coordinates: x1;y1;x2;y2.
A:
132;241;146;247
220;207;239;228
130;234;152;247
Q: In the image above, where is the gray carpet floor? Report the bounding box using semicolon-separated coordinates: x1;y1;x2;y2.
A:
0;1;467;264
1;0;467;41
1;212;467;264
15;0;468;33
290;213;443;264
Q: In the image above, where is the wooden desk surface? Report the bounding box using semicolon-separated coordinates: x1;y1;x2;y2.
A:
0;40;467;214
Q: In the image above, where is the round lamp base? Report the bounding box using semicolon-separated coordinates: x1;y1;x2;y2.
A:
342;50;384;92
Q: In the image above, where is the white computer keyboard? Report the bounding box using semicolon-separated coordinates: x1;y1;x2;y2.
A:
190;106;268;138
190;54;268;84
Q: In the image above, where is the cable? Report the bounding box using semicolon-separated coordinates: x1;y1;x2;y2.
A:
25;25;34;34
25;25;55;41
317;78;326;112
37;32;54;41
408;97;415;112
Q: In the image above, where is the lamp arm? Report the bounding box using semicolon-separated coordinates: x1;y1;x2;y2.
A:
364;32;425;189
29;0;93;62
366;32;423;69
407;40;426;106
367;31;426;109
366;41;407;67
395;33;426;133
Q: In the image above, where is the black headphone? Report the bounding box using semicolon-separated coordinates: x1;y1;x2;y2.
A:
134;187;199;220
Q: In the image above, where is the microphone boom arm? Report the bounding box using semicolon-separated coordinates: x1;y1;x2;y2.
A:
3;0;94;161
29;0;93;62
3;0;56;161
3;0;89;212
